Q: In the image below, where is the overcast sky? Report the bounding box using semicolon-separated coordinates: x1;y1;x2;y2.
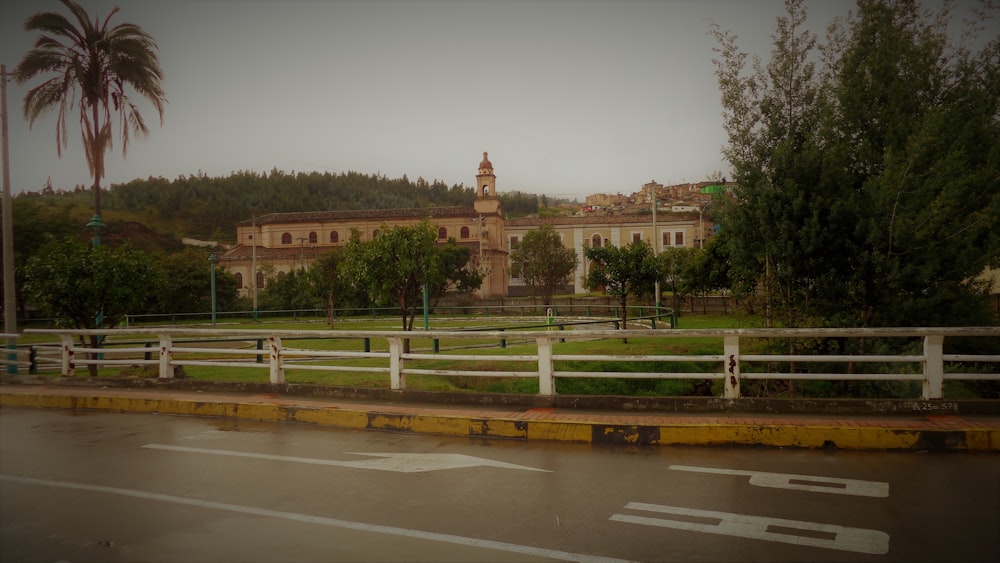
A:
2;0;868;199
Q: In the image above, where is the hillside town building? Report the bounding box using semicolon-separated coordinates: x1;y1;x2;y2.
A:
220;153;715;299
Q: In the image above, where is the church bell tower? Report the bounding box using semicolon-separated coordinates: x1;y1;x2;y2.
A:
476;151;496;199
474;151;500;216
471;151;505;297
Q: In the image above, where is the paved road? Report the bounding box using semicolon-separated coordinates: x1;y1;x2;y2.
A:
2;407;998;562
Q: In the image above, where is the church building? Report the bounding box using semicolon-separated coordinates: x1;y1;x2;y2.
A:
219;152;508;300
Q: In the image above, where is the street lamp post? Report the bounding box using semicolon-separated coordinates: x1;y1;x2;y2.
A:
86;214;105;247
209;253;217;327
86;215;107;343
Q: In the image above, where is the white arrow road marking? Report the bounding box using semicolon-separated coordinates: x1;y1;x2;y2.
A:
141;444;551;473
668;465;889;498
610;502;890;555
1;474;630;563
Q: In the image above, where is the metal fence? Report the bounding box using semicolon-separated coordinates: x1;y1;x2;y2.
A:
4;326;998;400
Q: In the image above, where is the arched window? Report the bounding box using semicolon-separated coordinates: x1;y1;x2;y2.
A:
330;231;339;243
308;232;317;244
372;229;379;238
256;271;265;289
438;227;447;239
461;226;470;238
592;234;602;248
281;232;292;245
235;273;243;289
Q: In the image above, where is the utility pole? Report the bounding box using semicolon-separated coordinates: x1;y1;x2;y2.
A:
651;184;661;314
1;65;18;373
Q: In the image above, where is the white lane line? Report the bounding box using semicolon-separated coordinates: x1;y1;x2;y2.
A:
668;465;889;498
611;502;889;555
1;474;631;563
141;444;551;473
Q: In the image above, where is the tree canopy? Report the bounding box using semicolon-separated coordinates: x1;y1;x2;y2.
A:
339;222;483;338
24;238;159;374
585;240;658;332
509;225;578;305
712;0;999;328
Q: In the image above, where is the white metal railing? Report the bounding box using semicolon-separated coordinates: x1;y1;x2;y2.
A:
5;327;999;400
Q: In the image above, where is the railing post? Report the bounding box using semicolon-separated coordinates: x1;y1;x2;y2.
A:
923;334;944;399
256;339;264;363
537;336;555;395
724;335;741;399
388;337;405;390
59;334;75;377
268;336;285;384
158;334;173;379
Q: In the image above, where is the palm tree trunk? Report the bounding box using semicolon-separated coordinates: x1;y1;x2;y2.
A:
91;104;102;217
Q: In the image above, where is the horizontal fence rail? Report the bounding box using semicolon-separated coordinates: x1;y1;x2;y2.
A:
4;327;999;400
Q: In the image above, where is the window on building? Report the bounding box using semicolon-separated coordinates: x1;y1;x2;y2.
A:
256;271;265;289
662;232;670;247
330;231;339;243
461;226;470;238
592;234;602;247
235;273;243;290
281;232;292;244
373;229;379;238
510;236;519;249
675;232;684;246
632;232;642;243
308;232;317;244
438;227;447;239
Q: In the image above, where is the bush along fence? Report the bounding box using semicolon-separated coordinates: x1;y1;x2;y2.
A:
3;326;998;401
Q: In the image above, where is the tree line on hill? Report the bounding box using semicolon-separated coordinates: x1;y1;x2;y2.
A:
13;169;548;243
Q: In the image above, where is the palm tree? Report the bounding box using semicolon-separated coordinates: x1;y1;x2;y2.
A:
13;0;166;227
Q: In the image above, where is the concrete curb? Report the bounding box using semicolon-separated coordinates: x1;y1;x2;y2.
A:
2;386;998;451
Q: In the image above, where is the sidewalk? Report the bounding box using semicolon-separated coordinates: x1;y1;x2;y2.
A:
2;383;998;451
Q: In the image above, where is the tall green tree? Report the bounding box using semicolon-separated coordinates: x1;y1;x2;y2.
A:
307;250;358;327
14;0;167;223
258;270;320;312
23;238;158;375
711;0;837;328
154;248;239;315
509;224;578;306
712;0;999;328
585;240;658;334
657;246;699;314
339;222;482;345
827;0;1000;327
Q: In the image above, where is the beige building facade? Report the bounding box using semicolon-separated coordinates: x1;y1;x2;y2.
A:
505;211;707;295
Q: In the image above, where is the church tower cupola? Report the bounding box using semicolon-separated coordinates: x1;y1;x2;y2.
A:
476;151;496;199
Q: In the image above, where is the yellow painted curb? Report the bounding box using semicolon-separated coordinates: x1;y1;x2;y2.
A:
2;392;997;451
